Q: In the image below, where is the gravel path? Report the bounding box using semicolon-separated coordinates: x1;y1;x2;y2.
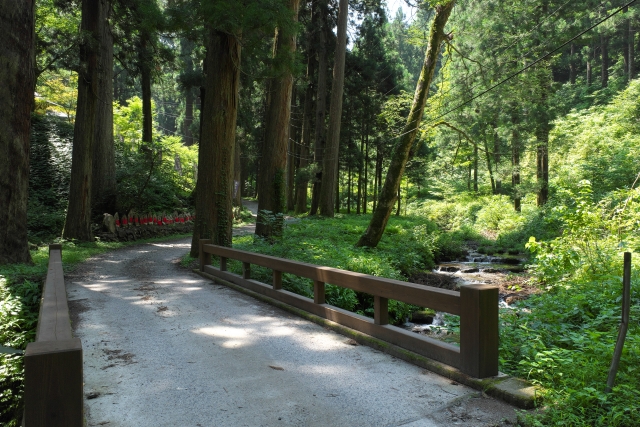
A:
67;231;519;426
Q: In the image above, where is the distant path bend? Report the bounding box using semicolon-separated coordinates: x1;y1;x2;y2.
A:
67;238;519;426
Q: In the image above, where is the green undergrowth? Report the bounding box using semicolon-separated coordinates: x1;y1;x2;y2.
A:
0;233;190;426
227;214;463;324
500;183;640;426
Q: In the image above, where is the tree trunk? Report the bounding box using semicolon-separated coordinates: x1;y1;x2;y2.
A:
286;88;297;212
363;127;369;214
493;124;501;193
473;142;478;192
309;0;329;215
92;0;116;218
356;1;455;247
536;68;550;207
190;29;240;256
182;38;195;146
511;108;521;212
347;161;351;214
295;68;314;213
0;0;35;263
63;0;101;241
141;57;153;146
184;88;194;145
601;34;609;87
484;138;495;194
256;0;300;237
569;43;576;84
233;136;241;207
357;125;363;214
630;20;636;79
318;0;348;217
294;5;318;215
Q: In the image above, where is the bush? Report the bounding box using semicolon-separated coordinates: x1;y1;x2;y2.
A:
499;182;640;426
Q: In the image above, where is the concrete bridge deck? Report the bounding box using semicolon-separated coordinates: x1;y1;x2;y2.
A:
67;238;520;426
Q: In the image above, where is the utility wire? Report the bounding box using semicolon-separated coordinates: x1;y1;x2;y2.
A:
427;0;637;126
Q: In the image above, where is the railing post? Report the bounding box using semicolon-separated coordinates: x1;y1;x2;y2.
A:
49;243;62;255
199;239;212;271
460;284;499;378
314;281;325;304
242;262;251;279
273;270;282;290
374;296;389;325
220;257;227;271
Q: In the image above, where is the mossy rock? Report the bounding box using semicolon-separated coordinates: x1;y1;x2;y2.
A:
411;309;436;323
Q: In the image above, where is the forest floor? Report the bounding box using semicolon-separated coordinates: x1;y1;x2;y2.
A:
67;237;523;426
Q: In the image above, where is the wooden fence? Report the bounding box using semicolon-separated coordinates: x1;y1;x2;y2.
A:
199;241;499;378
23;244;83;427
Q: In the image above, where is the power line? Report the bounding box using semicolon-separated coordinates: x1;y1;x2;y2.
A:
426;0;637;126
373;0;637;147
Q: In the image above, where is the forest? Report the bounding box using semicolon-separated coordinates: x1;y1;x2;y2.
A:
1;0;640;425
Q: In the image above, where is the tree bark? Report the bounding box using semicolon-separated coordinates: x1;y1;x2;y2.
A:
92;0;116;218
318;0;348;217
356;1;455;247
182;38;195;146
601;33;609;87
630;19;636;79
309;0;329;215
141;54;153;146
536;69;550;207
295;63;314;213
286;88;298;212
190;29;240;256
0;0;35;264
233;136;242;207
63;0;101;241
511;108;521;212
569;43;576;84
255;0;300;237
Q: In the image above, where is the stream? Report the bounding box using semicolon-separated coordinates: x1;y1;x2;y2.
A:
404;248;530;338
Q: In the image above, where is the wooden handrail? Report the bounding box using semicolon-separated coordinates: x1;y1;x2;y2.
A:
200;242;499;378
23;245;83;427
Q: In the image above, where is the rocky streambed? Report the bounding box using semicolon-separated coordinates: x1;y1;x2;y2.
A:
404;248;537;339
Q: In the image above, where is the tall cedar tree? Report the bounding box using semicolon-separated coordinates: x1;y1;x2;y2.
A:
190;29;241;256
0;0;35;264
92;0;116;217
256;0;301;237
357;0;455;248
63;0;102;241
318;0;348;217
295;0;321;214
309;0;329;215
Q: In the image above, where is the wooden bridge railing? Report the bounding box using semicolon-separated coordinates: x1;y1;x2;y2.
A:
23;244;83;427
199;241;499;378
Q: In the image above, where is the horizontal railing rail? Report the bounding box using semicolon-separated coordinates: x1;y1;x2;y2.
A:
23;244;83;427
199;241;498;378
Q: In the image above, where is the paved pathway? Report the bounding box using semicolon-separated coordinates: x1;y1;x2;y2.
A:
67;220;520;426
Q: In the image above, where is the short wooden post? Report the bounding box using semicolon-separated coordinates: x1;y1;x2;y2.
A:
242;262;251;279
199;239;212;271
605;252;632;393
460;284;499;378
220;257;227;271
374;295;389;325
273;270;282;290
314;281;325;304
24;339;83;427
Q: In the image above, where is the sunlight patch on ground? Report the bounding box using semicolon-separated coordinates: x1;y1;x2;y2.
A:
194;326;254;348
